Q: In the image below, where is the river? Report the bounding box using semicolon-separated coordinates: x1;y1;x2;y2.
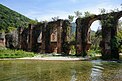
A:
0;60;122;81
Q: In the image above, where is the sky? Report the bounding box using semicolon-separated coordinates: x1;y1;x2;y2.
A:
0;0;122;31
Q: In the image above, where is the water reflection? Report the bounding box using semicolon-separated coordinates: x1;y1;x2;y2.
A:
0;60;122;81
91;60;122;81
70;69;77;81
91;60;104;81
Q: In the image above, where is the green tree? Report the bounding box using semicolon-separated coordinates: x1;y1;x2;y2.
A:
68;15;74;22
0;4;32;32
100;8;106;14
84;11;92;17
74;11;82;18
29;19;38;24
7;26;16;33
52;16;59;21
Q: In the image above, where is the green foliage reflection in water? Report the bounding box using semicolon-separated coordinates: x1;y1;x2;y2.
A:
0;60;122;81
0;60;92;81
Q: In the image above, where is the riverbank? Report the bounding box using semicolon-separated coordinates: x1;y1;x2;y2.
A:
0;54;121;61
0;49;35;58
0;54;90;61
0;49;122;61
17;56;89;61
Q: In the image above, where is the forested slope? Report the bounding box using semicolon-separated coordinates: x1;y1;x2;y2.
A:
0;4;32;32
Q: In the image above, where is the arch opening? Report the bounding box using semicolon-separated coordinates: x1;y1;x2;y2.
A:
69;22;76;55
117;17;122;53
88;20;102;57
118;17;122;30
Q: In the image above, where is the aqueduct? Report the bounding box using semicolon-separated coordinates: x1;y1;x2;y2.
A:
17;20;71;54
76;11;122;59
3;11;122;60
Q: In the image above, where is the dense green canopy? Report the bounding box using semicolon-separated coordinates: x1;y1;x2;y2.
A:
0;4;32;32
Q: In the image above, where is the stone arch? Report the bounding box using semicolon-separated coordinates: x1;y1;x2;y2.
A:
117;17;122;31
89;20;102;51
76;15;101;56
117;15;122;31
117;16;122;54
76;11;122;59
90;20;101;31
118;17;122;23
116;11;122;21
88;18;102;42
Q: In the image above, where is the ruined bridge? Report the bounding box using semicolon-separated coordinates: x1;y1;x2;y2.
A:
76;11;122;59
5;11;122;60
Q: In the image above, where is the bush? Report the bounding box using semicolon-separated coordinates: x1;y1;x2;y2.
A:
0;49;35;58
88;49;101;58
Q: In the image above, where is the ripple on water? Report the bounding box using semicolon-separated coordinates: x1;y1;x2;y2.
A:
70;69;77;81
91;60;104;81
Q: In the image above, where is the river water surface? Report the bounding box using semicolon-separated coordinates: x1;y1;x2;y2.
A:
0;60;122;81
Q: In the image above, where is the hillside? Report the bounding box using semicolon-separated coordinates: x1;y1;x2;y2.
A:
0;4;32;32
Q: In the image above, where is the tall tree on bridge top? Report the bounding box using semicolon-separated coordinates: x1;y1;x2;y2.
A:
52;16;59;21
74;11;82;18
68;15;74;22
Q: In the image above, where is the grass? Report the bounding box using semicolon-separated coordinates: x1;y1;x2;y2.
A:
0;47;121;60
0;49;35;58
120;54;122;60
